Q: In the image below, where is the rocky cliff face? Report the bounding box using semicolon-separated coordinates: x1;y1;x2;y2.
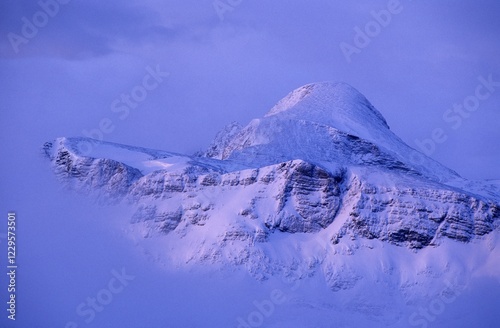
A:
43;139;143;201
332;174;499;249
43;82;500;283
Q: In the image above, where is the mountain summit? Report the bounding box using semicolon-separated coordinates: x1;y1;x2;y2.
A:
205;82;457;182
265;82;389;130
43;82;500;284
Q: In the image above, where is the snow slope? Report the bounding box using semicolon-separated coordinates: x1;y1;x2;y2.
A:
205;82;459;182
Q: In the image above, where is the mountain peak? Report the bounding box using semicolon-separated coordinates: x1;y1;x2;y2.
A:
265;82;389;131
205;81;459;182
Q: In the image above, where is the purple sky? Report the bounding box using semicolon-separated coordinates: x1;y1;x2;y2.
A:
1;0;499;180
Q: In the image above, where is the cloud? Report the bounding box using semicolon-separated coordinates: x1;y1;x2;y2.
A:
0;0;499;179
1;1;182;59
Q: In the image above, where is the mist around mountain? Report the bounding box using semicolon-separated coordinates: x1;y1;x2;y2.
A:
23;82;500;327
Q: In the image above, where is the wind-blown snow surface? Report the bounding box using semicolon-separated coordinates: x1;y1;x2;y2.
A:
32;82;500;327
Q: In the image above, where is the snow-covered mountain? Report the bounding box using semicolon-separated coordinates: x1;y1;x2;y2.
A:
43;82;500;291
